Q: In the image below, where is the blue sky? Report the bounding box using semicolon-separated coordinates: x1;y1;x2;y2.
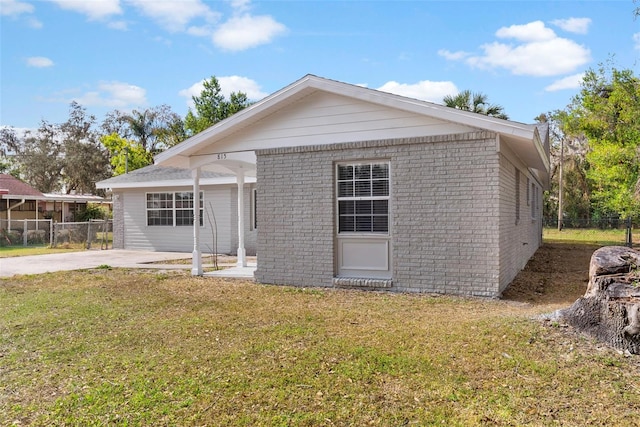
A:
1;0;639;131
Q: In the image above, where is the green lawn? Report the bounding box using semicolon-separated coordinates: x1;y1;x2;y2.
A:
2;266;639;426
0;244;86;258
543;227;636;246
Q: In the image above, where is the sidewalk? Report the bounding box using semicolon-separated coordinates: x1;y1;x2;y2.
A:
0;250;194;277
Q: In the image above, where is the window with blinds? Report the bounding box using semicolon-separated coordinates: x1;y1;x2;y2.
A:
337;162;389;233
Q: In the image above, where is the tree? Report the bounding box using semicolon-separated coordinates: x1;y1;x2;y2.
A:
539;111;590;228
102;104;186;154
566;65;640;219
184;76;251;136
100;133;152;176
0;127;21;176
4;103;111;194
60;102;111;195
443;90;509;119
16;120;65;193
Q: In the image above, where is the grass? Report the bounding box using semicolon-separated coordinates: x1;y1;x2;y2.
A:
0;243;86;258
543;227;637;246
2;267;640;426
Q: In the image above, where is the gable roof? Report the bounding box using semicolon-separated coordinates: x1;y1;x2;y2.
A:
155;74;550;177
0;174;44;197
96;164;249;190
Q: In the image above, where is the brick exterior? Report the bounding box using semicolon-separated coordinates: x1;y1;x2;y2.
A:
112;191;125;249
498;149;543;293
254;131;535;297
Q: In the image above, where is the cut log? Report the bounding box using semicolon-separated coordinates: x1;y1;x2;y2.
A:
557;246;640;354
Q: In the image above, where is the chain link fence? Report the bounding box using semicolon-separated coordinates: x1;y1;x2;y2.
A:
543;215;638;248
53;219;113;249
0;219;53;247
0;219;112;249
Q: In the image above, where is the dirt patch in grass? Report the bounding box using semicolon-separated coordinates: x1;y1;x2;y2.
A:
502;242;596;309
2;242;640;426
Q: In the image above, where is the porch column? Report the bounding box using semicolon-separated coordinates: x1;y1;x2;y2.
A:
191;167;203;276
237;170;247;267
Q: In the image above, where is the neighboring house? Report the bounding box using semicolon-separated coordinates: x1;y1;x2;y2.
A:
96;165;257;255
113;75;551;297
0;174;109;226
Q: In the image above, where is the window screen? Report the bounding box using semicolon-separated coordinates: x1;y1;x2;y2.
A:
337;163;389;233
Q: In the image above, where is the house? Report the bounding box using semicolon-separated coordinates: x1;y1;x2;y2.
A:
96;165;257;254
104;75;550;297
0;174;110;227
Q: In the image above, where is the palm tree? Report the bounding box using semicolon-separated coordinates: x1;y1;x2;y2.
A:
442;90;509;119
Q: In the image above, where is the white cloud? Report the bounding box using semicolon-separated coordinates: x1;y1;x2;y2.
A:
376;80;459;103
634;33;640;50
0;0;34;16
1;0;41;28
73;81;147;108
26;16;42;28
437;49;470;61
51;0;122;20
496;20;556;42
229;0;251;12
213;14;287;51
217;76;268;99
26;56;54;67
179;75;268;108
551;17;591;34
544;73;585;92
128;0;219;32
107;20;128;31
442;20;591;77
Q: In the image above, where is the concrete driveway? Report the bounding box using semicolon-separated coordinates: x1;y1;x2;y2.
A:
0;250;193;278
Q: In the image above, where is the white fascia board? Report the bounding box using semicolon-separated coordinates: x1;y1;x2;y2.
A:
42;194;106;202
1;194;105;202
95;176;256;190
1;195;46;201
532;127;551;173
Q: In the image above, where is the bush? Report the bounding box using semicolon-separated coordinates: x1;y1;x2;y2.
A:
74;204;108;222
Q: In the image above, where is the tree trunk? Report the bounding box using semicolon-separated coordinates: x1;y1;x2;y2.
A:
558;246;640;354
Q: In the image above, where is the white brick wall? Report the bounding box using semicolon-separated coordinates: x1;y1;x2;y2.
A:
497;147;543;293
255;131;535;297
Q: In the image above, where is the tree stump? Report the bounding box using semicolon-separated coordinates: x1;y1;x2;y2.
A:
558;246;640;354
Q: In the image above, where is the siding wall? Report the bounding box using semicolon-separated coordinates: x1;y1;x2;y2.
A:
115;184;257;254
191;91;477;155
256;131;507;297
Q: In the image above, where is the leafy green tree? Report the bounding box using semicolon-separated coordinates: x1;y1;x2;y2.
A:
443;90;509;119
184;76;251;136
100;133;152;176
567;65;640;218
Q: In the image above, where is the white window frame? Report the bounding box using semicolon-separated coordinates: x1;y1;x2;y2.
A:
336;161;390;235
146;191;204;227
